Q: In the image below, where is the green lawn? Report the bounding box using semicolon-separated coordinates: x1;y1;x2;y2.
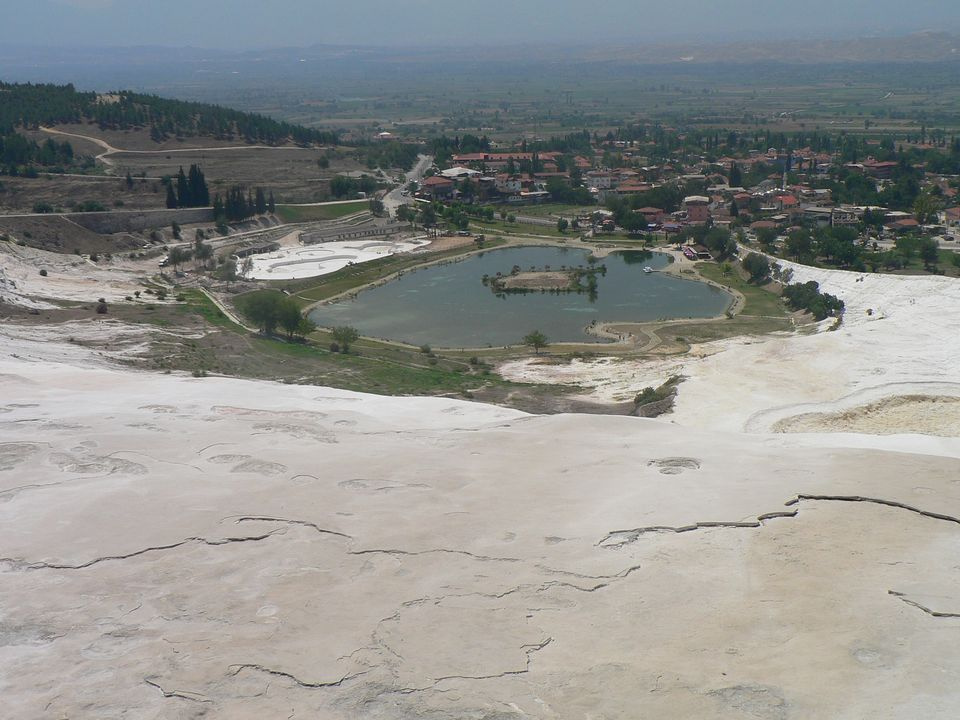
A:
695;261;790;317
274;201;368;223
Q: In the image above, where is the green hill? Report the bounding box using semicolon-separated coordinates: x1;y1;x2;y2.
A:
0;82;338;173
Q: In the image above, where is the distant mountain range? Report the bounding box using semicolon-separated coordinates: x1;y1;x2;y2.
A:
1;32;958;96
3;31;960;69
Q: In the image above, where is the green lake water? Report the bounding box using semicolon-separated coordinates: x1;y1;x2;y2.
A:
308;246;732;347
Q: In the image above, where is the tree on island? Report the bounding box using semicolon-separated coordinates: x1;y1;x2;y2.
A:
522;330;549;355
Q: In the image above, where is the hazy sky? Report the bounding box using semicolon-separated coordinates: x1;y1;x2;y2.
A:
5;0;958;48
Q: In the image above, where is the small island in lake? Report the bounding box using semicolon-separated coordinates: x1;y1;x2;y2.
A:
482;263;607;295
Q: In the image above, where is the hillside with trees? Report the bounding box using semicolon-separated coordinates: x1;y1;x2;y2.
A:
0;82;339;175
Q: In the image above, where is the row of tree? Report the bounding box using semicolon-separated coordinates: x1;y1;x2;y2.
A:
240;292;316;340
164;165;210;208
213;186;274;223
330;174;378;198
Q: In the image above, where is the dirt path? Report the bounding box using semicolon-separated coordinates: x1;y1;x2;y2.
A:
198;287;256;332
39;126;318;175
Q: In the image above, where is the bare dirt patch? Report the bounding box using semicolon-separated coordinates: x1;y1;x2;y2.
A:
496;271;572;290
421;236;475;253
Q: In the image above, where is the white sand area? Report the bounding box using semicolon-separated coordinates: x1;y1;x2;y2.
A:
243;237;431;280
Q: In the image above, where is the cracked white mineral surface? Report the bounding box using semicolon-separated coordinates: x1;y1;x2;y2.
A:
3;344;960;719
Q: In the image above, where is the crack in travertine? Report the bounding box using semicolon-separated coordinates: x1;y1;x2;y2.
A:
889;590;960;618
599;513;796;548
227;663;370;689
350;548;522;563
233;516;353;539
601;494;960;548
399;637;554;693
143;677;212;704
3;531;282;571
788;494;960;526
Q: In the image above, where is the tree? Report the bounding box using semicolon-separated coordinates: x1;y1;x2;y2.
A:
522;329;549;354
729;162;742;188
419;204;437;227
175;166;190;207
193;242;213;271
913;192;941;225
278;299;304;339
296;315;317;340
331;326;360;353
171;221;181;240
919;237;940;270
244;292;284;335
167;246;191;273
255;187;267;215
268;191;276;214
165;183;177;209
557;217;569;233
742;252;771;284
369;198;385;216
396;204;413;224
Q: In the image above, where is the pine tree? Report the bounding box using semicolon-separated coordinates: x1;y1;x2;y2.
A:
213;194;225;224
176;167;190;207
187;164;209;207
255;187;266;215
165;183;178;209
268;191;276;214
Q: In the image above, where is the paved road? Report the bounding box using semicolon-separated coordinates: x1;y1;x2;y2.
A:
383;154;433;218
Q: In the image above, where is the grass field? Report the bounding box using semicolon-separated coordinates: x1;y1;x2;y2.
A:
129;285;582;409
274;201;368;223
695;261;790;317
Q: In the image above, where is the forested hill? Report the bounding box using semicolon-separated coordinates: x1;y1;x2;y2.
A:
0;82;337;145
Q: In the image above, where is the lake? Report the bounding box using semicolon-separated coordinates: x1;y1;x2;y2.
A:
308;246;732;347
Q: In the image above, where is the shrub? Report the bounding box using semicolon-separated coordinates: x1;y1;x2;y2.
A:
782;281;844;320
39;269;47;276
419;344;431;354
329;342;340;353
95;299;108;314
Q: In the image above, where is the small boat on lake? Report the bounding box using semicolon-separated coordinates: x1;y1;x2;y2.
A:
643;266;653;273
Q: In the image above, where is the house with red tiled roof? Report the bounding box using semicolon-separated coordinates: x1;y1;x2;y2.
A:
862;159;899;180
421;175;455;199
635;206;665;224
